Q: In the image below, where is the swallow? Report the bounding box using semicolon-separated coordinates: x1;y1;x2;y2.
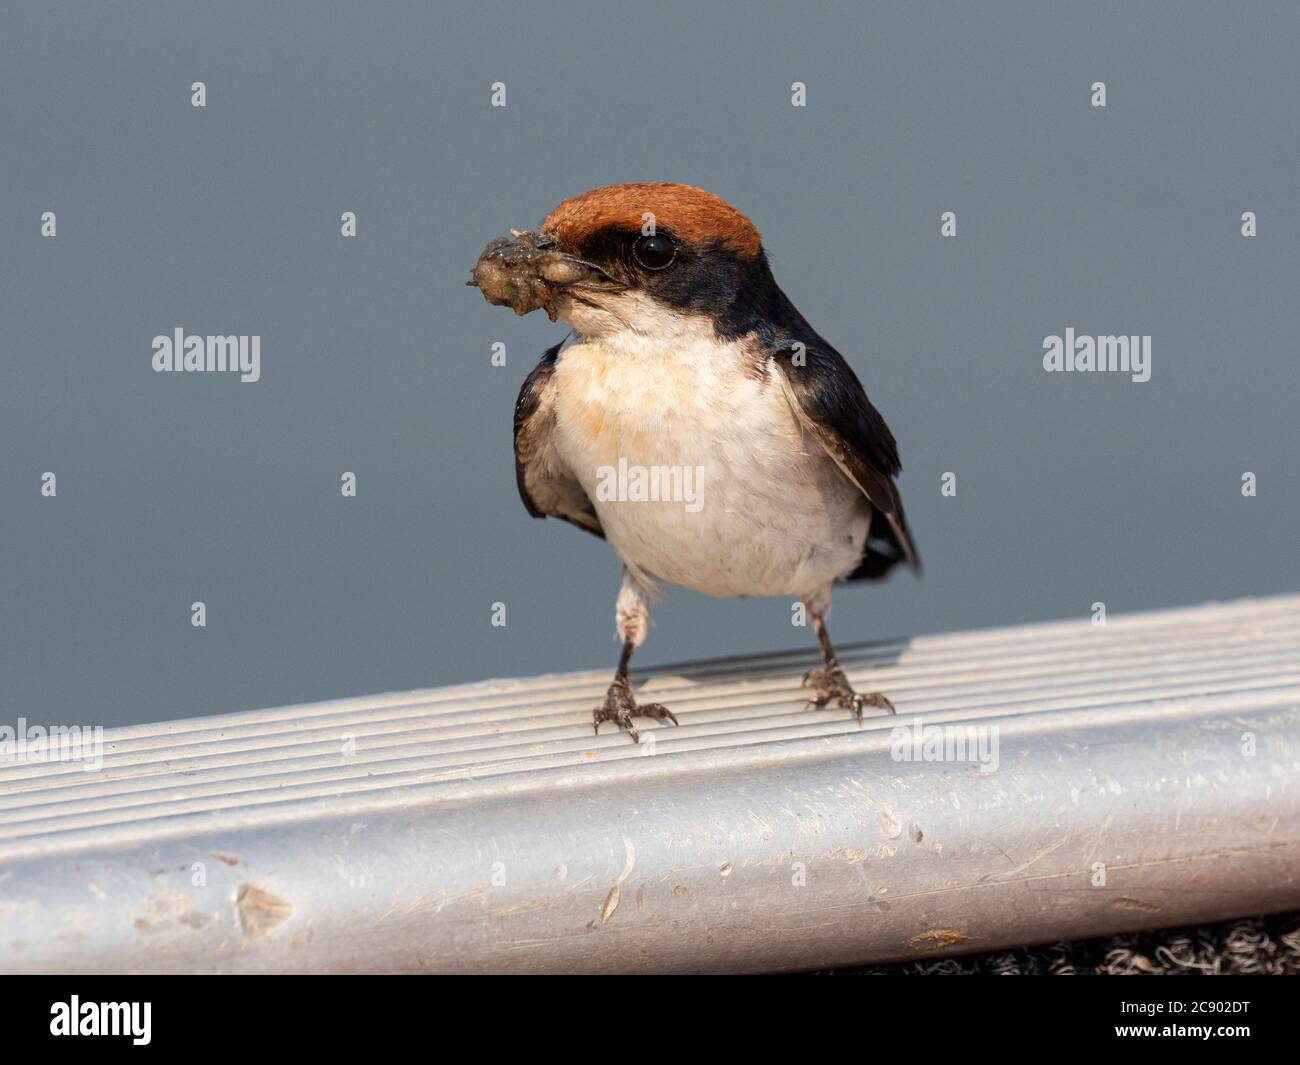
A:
470;182;919;741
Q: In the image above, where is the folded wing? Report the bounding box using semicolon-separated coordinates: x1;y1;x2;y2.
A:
513;343;604;538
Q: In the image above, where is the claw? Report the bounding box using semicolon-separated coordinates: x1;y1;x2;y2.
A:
640;703;678;726
804;665;894;721
592;680;678;743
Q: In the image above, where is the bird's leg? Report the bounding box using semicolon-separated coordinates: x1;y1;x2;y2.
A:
592;570;677;742
802;608;895;721
592;638;677;743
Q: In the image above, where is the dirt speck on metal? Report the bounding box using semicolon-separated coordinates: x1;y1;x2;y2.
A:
1113;896;1162;913
236;885;293;937
877;806;903;839
909;928;970;951
133;886;203;935
600;885;620;924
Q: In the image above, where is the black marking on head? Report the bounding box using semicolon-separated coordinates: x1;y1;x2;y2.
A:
556;222;805;342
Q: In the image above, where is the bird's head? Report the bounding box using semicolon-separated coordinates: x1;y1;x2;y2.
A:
469;182;783;339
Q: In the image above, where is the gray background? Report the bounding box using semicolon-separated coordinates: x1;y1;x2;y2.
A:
2;1;1296;730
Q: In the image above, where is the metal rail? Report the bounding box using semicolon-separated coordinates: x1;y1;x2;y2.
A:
3;595;1299;973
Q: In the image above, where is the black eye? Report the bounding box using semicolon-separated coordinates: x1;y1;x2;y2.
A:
633;233;676;270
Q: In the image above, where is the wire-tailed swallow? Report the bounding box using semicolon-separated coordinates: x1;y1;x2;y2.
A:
470;182;919;741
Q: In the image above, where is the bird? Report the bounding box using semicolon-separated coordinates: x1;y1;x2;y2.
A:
469;182;919;741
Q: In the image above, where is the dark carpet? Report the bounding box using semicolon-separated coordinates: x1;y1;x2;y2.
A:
825;910;1300;974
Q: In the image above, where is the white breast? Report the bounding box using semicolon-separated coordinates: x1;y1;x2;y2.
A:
550;317;870;599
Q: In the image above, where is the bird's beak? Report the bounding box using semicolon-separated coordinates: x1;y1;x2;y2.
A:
467;230;618;321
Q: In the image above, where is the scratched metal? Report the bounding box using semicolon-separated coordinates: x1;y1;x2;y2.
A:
2;595;1299;973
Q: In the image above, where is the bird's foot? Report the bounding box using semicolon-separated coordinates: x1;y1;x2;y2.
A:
592;674;678;743
802;664;895;721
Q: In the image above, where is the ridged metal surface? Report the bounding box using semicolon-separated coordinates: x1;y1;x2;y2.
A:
2;595;1299;972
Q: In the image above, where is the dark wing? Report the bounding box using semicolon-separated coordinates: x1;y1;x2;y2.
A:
513;343;604;538
771;339;920;580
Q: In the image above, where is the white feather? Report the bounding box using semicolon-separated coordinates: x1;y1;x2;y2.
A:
550;295;871;600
